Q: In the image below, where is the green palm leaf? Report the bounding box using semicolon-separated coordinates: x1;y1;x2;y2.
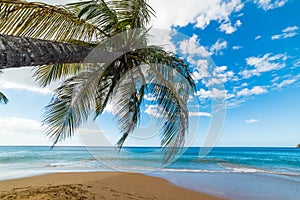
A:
0;70;8;104
0;0;105;42
0;92;8;104
43;64;108;145
66;0;155;34
34;63;89;87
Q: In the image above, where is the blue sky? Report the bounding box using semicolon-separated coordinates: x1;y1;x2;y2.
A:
0;0;300;147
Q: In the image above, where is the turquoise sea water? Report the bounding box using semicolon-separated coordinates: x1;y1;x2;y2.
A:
1;146;300;199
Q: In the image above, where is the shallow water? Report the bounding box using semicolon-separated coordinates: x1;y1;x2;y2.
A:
1;146;299;199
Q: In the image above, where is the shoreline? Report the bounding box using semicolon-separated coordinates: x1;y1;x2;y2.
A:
0;172;226;200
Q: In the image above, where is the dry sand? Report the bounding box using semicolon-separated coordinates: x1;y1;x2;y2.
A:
0;172;225;200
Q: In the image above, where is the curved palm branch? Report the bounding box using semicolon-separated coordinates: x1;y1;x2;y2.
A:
0;0;106;42
0;92;8;104
0;70;8;104
34;63;89;87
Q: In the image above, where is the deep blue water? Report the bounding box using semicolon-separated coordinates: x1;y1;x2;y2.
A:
1;146;300;200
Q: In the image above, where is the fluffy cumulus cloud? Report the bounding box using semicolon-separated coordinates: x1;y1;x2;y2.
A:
179;35;234;88
245;119;260;124
191;61;210;83
272;26;299;40
179;35;229;57
219;20;242;34
237;86;267;96
240;53;288;78
196;88;228;99
206;66;234;86
195;0;243;30
210;39;228;55
254;0;288;10
179;34;210;57
150;0;243;31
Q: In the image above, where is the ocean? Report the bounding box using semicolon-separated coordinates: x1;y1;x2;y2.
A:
1;146;300;200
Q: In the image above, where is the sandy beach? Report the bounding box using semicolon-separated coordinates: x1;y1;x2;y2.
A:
0;172;225;200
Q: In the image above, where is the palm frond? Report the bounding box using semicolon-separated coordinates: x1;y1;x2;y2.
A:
0;92;8;104
0;70;8;104
34;63;91;87
67;0;117;36
66;0;155;35
114;66;145;147
43;64;108;145
145;63;190;147
133;46;196;92
0;0;104;42
146;82;188;161
133;47;194;161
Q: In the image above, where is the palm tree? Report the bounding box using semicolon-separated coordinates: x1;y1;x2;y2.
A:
0;0;195;160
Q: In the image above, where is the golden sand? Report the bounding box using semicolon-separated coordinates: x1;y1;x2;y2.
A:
0;172;225;200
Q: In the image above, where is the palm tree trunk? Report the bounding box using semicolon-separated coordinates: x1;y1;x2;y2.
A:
0;34;91;69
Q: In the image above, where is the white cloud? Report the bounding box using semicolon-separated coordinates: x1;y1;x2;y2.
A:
255;35;262;40
148;28;176;52
245;119;260;124
232;45;243;50
0;67;53;95
144;94;156;101
0;116;98;145
0;116;48;145
277;79;296;88
179;34;210;57
144;105;212;118
219;20;242;34
144;105;163;117
293;59;300;68
271;26;299;40
149;0;244;32
254;0;288;10
271;76;280;83
103;102;116;114
240;53;288;78
179;35;232;87
283;26;299;32
0;117;42;132
195;0;243;29
237;86;267;96
192;62;209;82
210;39;228;55
196;88;228;99
189;112;212;117
205;65;234;86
